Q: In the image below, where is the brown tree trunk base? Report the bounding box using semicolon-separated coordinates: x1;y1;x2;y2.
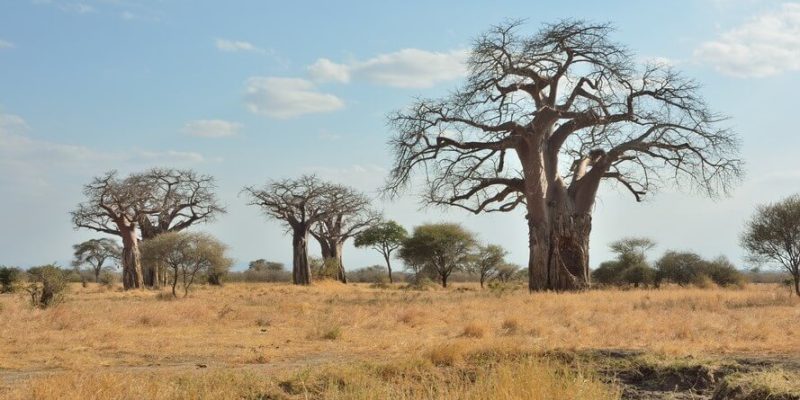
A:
528;212;591;292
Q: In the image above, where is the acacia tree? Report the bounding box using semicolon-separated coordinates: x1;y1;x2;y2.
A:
398;223;477;288
310;189;379;283
72;238;122;283
137;168;225;287
140;231;232;297
468;244;507;288
386;20;742;291
71;171;156;289
354;220;408;283
243;175;364;285
741;195;800;296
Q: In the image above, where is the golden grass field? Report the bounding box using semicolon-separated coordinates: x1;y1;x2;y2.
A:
1;282;800;399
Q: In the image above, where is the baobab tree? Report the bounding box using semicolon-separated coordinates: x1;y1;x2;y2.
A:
354;220;408;283
386;20;742;291
137;168;225;287
243;175;366;285
310;190;379;283
72;238;122;283
71;171;156;289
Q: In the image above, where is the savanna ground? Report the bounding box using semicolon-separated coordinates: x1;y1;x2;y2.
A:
2;282;800;399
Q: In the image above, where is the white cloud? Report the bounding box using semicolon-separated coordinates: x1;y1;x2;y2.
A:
215;38;263;53
695;3;800;77
182;119;241;138
0;110;207;190
134;150;205;163
0;40;14;49
308;49;468;88
308;58;352;83
244;77;344;118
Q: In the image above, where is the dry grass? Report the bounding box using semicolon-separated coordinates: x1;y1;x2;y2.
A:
1;282;799;398
3;346;618;400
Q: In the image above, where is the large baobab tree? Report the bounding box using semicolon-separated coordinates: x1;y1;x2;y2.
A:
386;20;742;291
243;175;365;285
137;168;225;287
71;171;156;289
310;190;379;283
72;238;122;283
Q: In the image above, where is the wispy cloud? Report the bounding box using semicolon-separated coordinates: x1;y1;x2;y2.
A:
0;110;207;190
182;119;242;138
695;2;800;77
308;48;468;88
215;38;264;53
32;0;160;21
0;40;15;49
244;77;344;119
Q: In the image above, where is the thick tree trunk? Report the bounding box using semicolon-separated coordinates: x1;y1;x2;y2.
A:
546;211;591;291
316;236;347;283
441;274;448;288
120;227;144;290
292;228;311;285
527;216;550;291
332;242;346;283
794;273;800;297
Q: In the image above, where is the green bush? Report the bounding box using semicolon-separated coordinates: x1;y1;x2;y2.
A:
655;251;746;288
0;266;23;293
621;264;657;287
25;265;68;308
591;261;626;285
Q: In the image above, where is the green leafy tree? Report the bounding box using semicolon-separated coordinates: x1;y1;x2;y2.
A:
592;237;657;287
248;259;285;272
468;244;507;288
141;232;232;297
72;238;122;283
741;195;800;296
398;223;477;288
354;220;408;283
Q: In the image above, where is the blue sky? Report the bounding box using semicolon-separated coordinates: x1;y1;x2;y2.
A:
1;0;799;271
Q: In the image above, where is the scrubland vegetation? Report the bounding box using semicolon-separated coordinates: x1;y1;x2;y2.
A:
2;281;800;399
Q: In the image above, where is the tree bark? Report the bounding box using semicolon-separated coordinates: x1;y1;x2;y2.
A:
794;272;800;297
441;273;448;288
383;251;393;283
120;226;144;290
292;228;311;285
332;242;346;283
546;211;591;291
316;236;347;283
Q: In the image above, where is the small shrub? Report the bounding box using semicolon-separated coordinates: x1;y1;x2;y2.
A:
321;326;342;340
397;309;425;326
308;321;343;341
501;318;521;335
156;291;176;301
462;322;487;338
98;269;116;287
25;265;68;309
0;266;23;293
428;342;466;366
